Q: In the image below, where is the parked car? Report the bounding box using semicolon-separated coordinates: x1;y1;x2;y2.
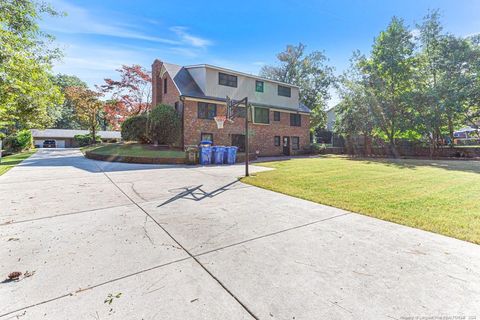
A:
43;140;56;148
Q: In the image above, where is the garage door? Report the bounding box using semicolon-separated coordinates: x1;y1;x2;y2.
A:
55;140;65;148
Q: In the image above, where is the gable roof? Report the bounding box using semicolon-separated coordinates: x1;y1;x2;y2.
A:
163;62;204;97
160;61;310;114
185;64;300;88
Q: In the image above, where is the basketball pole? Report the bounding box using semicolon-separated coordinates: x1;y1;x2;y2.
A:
225;96;249;177
244;97;249;177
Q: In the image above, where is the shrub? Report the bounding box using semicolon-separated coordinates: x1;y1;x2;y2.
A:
147;104;181;146
121;113;149;143
74;134;101;147
17;130;33;149
310;143;327;154
3;130;33;153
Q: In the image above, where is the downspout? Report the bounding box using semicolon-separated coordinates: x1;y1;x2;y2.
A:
180;96;185;149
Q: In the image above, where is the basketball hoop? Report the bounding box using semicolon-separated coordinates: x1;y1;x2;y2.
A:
214;116;227;129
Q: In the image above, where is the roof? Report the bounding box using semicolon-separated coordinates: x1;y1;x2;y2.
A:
180;94;311;114
160;61;309;113
163;63;205;97
31;129;121;139
185;64;300;88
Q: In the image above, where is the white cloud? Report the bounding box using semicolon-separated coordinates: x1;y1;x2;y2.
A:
170;26;212;48
410;28;420;38
464;32;479;38
52;41;153;88
44;1;215;88
43;0;180;44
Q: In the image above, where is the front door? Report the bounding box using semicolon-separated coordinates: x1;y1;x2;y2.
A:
282;136;290;156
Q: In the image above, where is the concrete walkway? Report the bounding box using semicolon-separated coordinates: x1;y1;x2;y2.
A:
1;149;479;319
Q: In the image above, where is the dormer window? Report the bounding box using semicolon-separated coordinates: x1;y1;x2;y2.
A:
278;85;291;97
219;72;237;87
255;80;264;92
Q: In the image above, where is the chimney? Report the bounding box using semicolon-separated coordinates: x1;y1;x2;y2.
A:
152;59;163;107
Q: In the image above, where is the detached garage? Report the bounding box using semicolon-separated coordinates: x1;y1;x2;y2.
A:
31;129;121;148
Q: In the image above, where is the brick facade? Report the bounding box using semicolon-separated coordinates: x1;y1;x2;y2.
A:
152;60;181;106
152;59;311;156
182;99;310;156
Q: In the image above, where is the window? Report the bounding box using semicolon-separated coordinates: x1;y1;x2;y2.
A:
278;85;291;97
231;134;245;152
219;72;237;87
201;133;213;143
198;102;217;119
274;136;281;146
292;137;299;150
290;113;301;127
273;111;281;121
255;80;264;92
254;107;269;124
174;101;179;112
163;78;167;94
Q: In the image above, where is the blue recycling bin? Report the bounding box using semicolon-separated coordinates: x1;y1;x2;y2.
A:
223;147;230;164
199;140;213;165
212;146;226;165
225;146;238;165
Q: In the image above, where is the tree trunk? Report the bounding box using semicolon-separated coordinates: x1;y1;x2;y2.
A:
388;134;399;158
447;116;454;148
91;126;96;145
364;134;372;156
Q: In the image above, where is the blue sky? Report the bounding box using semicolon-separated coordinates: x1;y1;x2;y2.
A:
42;0;480;107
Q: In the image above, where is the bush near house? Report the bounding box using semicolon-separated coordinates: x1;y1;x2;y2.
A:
146;104;181;146
3;130;33;153
121;113;149;143
74;134;101;147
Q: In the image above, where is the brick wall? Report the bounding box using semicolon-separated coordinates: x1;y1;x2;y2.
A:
183;99;310;156
152;60;181;106
152;60;311;155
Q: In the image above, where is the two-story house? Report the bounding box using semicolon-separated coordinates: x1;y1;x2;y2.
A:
152;59;311;156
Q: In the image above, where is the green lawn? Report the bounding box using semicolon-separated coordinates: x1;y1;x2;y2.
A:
242;156;480;244
0;150;36;176
85;143;185;158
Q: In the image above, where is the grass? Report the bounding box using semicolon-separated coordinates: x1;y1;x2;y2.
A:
85;143;185;158
242;155;480;244
0;150;36;176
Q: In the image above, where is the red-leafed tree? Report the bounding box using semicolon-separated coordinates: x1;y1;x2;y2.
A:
100;65;152;129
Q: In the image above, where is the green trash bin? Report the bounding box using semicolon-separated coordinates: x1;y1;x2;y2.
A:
185;146;198;165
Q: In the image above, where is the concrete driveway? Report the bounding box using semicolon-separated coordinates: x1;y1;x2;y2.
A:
1;149;479;319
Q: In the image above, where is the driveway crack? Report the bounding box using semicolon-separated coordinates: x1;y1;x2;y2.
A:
93;162;260;320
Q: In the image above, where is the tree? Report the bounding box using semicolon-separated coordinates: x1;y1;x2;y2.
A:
0;0;64;132
64;87;103;143
463;36;480;133
99;65;152;129
336;53;375;155
438;35;480;140
360;17;415;156
410;10;445;153
260;43;335;131
51;74;88;129
146;104;180;146
121;113;149;143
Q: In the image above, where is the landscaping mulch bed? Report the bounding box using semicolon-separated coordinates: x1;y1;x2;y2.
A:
85;151;185;164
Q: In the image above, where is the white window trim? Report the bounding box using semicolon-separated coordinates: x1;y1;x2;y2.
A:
252;106;270;125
